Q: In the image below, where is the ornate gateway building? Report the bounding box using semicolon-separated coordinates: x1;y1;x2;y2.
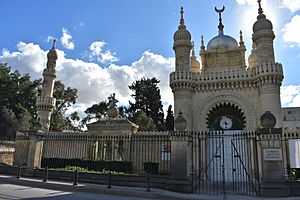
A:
170;2;284;132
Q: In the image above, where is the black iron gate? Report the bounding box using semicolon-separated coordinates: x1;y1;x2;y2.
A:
191;131;259;196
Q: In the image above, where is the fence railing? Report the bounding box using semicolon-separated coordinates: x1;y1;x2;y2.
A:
42;132;171;176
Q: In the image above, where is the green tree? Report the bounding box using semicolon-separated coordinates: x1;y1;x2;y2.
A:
133;111;156;131
0;63;40;138
0;107;19;139
128;77;165;131
50;81;78;131
84;101;108;121
165;105;174;131
83;94;124;123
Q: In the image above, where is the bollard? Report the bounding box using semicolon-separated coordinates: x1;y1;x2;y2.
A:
146;174;151;192
43;167;48;182
73;169;79;186
107;172;112;188
17;165;22;179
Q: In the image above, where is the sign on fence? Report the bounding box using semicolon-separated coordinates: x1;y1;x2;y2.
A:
263;149;283;161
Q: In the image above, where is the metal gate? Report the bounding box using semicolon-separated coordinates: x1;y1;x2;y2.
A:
191;131;259;196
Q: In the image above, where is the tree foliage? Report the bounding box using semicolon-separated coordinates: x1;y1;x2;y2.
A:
133;111;156;131
50;80;78;131
0;63;40;138
83;94;123;123
165;105;174;131
128;77;165;131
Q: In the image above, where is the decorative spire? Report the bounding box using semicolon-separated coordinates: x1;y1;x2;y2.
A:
191;41;195;56
239;30;244;45
215;6;225;35
52;39;56;50
177;6;187;30
201;35;205;51
180;6;184;25
258;0;263;15
256;0;266;19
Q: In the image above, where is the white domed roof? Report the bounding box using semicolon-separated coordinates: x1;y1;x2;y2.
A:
207;33;239;51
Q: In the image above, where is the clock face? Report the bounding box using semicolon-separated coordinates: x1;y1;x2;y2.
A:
220;116;233;130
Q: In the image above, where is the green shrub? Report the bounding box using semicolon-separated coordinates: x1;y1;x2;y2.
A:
41;158;132;174
143;162;159;175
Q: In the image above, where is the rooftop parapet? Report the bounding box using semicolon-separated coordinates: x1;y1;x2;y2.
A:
170;62;283;84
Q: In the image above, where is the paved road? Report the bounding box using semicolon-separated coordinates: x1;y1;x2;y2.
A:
1;176;300;200
0;183;154;200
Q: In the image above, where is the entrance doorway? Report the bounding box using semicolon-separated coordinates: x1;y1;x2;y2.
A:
191;131;259;196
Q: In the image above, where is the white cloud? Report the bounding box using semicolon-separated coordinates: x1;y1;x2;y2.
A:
282;0;300;12
0;42;174;119
235;0;300;12
282;15;300;46
60;28;75;50
281;85;300;107
89;41;119;64
46;35;56;43
235;0;256;6
0;42;47;77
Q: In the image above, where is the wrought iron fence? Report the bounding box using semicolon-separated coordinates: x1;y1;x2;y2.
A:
190;131;259;196
42;132;171;176
284;131;300;180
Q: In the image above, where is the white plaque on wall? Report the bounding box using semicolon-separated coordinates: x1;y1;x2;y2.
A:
263;149;283;161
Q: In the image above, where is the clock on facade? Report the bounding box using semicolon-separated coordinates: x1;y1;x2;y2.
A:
220;116;233;130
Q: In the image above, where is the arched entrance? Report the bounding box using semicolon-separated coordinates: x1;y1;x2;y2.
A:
199;103;258;194
206;102;246;131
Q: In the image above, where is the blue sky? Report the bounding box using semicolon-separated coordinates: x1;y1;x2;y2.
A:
1;0;300;117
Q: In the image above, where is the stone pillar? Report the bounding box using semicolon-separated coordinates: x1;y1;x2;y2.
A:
257;112;290;197
27;131;46;169
259;85;283;128
170;132;189;177
168;131;192;193
174;91;193;131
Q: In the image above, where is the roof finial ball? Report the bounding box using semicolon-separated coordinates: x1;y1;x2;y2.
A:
174;110;187;131
260;111;276;129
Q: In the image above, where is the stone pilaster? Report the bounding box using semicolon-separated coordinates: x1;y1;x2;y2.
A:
174;90;193;131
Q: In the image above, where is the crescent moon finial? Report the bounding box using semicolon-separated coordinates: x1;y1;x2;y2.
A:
215;6;225;14
214;6;225;34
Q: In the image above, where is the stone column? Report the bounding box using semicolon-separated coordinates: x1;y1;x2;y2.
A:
27;131;46;169
257;111;290;197
168;113;192;193
168;131;192;193
174;91;193;131
170;132;189;177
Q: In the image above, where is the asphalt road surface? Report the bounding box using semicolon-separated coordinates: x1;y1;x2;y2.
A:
0;183;154;200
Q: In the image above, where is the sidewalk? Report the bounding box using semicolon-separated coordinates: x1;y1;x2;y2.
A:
0;175;299;200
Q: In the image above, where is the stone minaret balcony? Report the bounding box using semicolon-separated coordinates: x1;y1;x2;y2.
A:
36;96;56;111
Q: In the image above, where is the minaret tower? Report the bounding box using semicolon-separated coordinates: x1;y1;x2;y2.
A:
173;7;192;71
36;40;58;132
252;0;284;127
252;0;275;63
171;7;193;130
